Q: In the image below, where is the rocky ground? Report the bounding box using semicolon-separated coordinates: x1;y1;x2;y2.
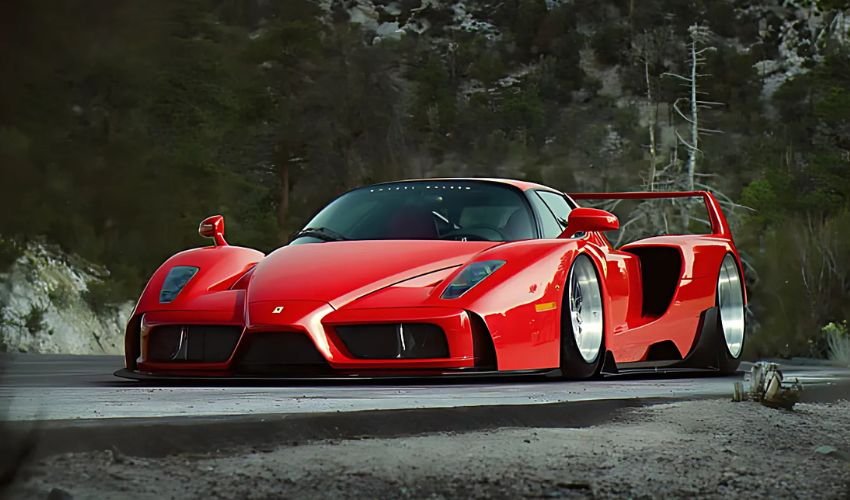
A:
7;398;850;499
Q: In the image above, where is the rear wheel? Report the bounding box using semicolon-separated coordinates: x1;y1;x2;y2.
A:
717;254;745;374
560;255;605;379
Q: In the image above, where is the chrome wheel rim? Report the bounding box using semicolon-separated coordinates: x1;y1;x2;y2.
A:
568;256;604;363
717;255;745;358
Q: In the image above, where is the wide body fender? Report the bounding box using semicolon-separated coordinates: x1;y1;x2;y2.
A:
609;235;746;362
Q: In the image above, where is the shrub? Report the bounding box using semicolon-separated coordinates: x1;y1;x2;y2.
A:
47;281;74;310
0;238;20;273
83;281;123;316
23;305;46;336
590;24;630;66
824;321;850;367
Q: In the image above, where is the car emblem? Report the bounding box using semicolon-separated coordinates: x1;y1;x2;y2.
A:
272;306;285;314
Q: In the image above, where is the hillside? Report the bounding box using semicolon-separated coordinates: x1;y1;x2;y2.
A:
0;0;849;356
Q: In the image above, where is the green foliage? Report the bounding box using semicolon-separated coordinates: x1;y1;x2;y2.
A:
774;49;850;150
82;281;123;316
501;84;546;137
742;205;850;359
512;0;548;56
703;1;737;39
23;305;47;336
529;5;585;102
458;36;507;85
704;45;761;116
0;239;21;273
47;282;74;310
818;0;850;10
591;24;631;66
411;53;458;137
823;321;849;339
0;1;277;299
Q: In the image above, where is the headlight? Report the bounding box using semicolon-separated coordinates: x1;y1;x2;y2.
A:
159;266;199;303
441;260;505;299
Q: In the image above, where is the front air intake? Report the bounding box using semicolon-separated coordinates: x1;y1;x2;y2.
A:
335;323;449;359
147;325;242;363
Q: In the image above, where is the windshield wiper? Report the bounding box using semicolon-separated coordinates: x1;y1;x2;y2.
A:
293;227;349;242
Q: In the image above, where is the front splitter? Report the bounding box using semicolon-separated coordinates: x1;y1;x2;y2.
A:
114;367;560;383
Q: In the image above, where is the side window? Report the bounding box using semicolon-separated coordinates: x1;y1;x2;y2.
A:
528;194;563;238
536;191;573;225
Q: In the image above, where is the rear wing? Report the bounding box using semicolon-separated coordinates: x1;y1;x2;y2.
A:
567;191;731;238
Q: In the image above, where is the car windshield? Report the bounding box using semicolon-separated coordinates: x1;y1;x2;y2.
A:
292;181;536;243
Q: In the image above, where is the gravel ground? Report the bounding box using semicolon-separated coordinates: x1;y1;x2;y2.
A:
8;399;850;499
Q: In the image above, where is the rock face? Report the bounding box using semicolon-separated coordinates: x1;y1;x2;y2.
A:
0;241;133;354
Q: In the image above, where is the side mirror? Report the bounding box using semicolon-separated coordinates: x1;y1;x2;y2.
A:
559;208;619;238
199;215;228;246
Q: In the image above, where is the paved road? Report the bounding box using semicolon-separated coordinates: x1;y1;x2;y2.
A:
2;354;849;422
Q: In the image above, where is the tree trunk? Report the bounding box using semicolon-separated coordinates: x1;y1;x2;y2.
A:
277;162;290;239
645;58;657;191
687;37;698;192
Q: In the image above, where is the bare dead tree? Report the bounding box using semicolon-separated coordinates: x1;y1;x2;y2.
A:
601;26;758;251
662;24;722;192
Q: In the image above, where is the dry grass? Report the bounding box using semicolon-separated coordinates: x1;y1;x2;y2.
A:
827;331;850;367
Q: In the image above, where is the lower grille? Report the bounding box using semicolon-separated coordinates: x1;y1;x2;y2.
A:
335;323;449;359
233;332;329;374
147;325;242;363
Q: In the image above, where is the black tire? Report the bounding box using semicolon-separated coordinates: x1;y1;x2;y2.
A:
717;339;742;374
560;255;605;379
716;254;746;374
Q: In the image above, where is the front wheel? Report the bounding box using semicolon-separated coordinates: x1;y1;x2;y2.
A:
717;254;746;374
560;255;605;379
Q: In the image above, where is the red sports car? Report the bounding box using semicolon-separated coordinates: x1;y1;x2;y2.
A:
116;178;746;380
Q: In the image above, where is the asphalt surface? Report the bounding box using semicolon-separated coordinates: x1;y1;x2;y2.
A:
3;354;850;423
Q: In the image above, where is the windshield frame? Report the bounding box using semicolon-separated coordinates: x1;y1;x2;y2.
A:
291;179;542;244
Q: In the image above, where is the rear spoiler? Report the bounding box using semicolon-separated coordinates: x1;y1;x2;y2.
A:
567;191;731;238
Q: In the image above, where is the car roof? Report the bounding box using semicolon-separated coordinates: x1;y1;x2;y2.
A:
375;178;561;193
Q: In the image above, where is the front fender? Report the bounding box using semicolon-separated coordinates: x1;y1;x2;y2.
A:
134;245;264;315
124;245;263;368
455;239;590;370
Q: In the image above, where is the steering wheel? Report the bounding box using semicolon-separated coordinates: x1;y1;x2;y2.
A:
441;224;506;241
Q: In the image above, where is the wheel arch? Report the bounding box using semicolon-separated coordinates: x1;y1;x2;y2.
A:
557;247;611;369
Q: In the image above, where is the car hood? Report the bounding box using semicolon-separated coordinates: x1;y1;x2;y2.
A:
247;240;499;308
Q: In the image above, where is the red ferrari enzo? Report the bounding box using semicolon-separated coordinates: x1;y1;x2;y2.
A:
116;178;746;380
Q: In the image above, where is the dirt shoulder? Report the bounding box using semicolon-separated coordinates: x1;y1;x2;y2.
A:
8;398;850;499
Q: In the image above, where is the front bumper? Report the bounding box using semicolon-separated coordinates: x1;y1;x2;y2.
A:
126;304;496;377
